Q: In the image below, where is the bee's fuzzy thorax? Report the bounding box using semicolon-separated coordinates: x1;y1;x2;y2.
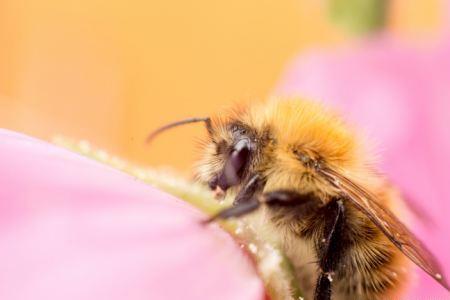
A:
246;98;371;168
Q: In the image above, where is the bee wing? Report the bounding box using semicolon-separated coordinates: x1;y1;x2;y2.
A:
318;166;450;291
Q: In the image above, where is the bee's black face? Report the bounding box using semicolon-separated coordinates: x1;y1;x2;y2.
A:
207;123;254;193
215;138;250;190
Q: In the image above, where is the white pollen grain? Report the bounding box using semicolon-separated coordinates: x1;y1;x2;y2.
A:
248;243;258;254
96;150;109;161
78;140;91;153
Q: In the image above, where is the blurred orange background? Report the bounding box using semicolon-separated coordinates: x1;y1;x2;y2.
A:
0;0;443;173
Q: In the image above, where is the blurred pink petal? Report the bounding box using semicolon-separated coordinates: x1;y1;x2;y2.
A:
0;129;264;300
275;37;450;298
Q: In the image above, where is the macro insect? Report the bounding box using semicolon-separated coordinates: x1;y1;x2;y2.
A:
147;98;449;300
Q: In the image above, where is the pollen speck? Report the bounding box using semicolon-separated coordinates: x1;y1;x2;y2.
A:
248;243;258;254
95;150;109;162
78;140;91;153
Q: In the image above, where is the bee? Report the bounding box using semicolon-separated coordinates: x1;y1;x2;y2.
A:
147;98;449;300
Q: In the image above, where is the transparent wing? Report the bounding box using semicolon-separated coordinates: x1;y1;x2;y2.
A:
318;166;449;291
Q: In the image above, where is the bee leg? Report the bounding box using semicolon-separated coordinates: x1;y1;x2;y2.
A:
234;174;263;205
206;189;318;223
314;199;345;300
263;190;317;207
204;196;260;223
206;180;314;224
205;174;264;223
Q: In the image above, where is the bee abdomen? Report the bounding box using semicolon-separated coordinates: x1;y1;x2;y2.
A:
337;268;405;299
335;233;409;299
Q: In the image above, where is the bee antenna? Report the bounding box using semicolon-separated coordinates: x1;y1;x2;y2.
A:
146;117;211;144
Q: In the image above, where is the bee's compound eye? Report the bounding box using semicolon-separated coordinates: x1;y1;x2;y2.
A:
217;139;250;190
229;139;250;173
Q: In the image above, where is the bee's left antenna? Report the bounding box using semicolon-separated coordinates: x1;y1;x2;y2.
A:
146;117;211;144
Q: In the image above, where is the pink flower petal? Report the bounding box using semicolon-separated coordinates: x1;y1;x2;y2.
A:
0;129;264;300
275;37;450;299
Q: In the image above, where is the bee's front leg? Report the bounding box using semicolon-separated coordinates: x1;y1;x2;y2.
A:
205;174;263;223
205;188;316;223
263;190;317;207
314;199;345;300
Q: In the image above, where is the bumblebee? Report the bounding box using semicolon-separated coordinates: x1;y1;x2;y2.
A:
148;98;448;300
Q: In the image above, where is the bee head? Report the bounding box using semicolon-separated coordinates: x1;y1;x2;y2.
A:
205;122;256;194
145;114;263;196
